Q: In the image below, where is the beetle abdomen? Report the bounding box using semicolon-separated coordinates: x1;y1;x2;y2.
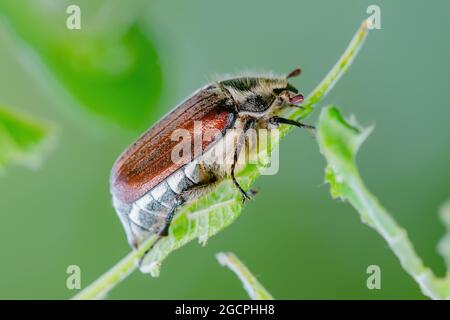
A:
113;160;206;247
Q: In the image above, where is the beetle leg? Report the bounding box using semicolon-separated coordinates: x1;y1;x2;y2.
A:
179;180;218;201
231;119;255;203
270;116;315;135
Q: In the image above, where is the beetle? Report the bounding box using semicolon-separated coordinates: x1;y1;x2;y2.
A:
110;68;314;248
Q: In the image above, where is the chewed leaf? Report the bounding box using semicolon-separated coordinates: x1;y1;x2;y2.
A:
317;105;450;300
0;106;54;170
0;0;163;130
318;107;373;172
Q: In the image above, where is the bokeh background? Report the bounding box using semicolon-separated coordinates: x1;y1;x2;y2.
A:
0;0;449;299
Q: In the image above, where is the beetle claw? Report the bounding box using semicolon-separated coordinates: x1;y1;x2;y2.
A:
240;188;259;203
241;192;251;204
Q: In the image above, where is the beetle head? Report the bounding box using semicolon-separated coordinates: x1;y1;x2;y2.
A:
219;68;304;118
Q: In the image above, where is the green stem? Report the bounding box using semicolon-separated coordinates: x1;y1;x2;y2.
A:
280;19;369;133
72;235;158;300
317;106;450;300
346;174;450;299
216;252;274;300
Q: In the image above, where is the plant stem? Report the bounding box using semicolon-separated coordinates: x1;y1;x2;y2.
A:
346;173;450;299
317;106;450;300
73;235;158;300
280;18;370;132
216;252;274;300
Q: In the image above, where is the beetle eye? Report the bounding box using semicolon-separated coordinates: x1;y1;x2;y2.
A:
273;88;284;95
286;83;298;94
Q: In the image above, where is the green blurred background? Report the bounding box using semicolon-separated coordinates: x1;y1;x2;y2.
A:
0;0;449;299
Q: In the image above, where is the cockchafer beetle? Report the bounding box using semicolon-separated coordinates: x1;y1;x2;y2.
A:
110;68;313;248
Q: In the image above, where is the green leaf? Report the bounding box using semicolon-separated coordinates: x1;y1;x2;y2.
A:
216;252;274;300
317;105;450;300
0;0;162;130
0;106;54;170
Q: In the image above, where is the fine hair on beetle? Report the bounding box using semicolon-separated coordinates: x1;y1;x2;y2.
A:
169;123;279;168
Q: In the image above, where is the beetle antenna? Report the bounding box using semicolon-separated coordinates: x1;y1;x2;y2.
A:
286;68;302;79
